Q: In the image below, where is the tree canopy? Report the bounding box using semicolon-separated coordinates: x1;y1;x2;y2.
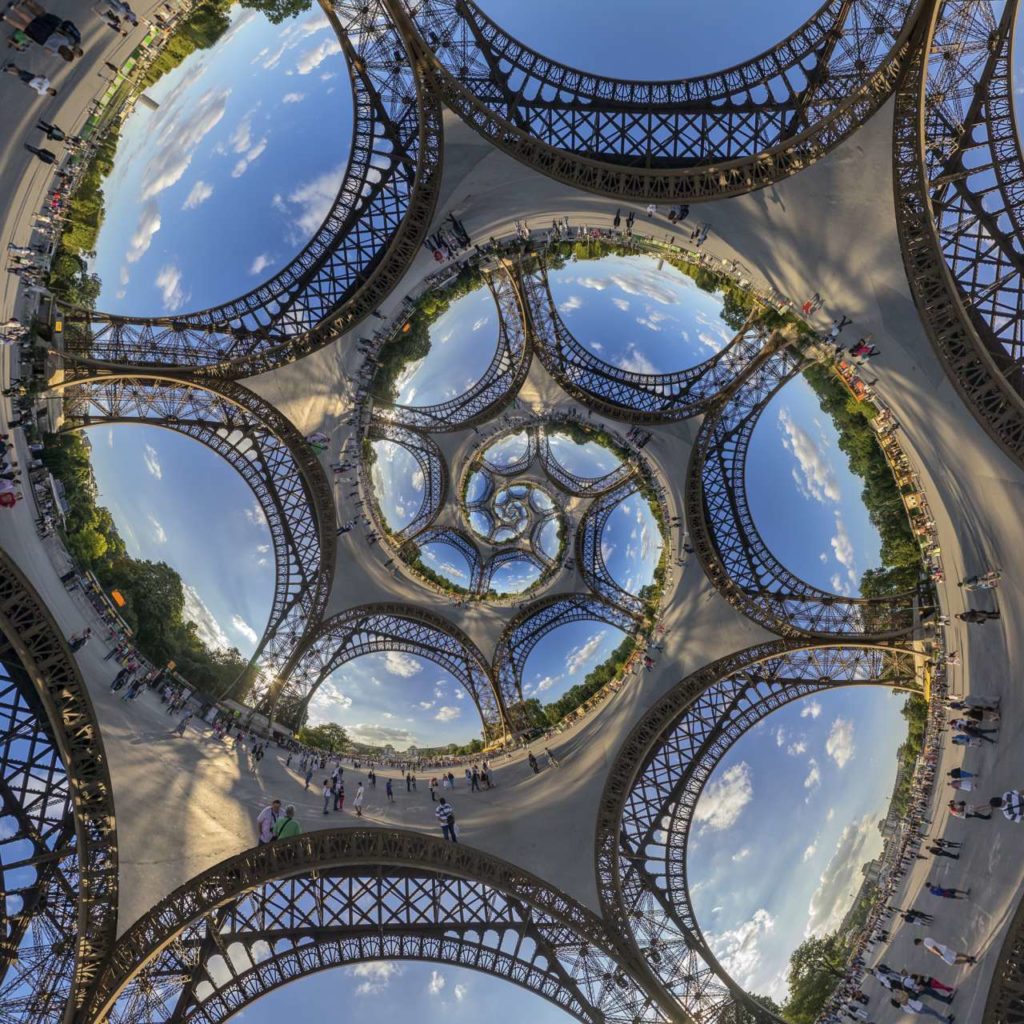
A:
296;722;350;753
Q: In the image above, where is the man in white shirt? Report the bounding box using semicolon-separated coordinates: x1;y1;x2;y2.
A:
914;937;977;965
256;799;281;845
990;790;1024;822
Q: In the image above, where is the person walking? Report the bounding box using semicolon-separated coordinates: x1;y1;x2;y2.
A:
926;882;969;900
926;844;960;860
173;709;193;736
353;782;364;817
385;778;394;802
429;776;437;802
304;765;314;790
947;768;976;781
272;805;301;839
956;609;1000;623
545;746;559;767
948;799;991;820
322;779;332;815
256;799;281;845
528;751;540;774
889;990;953;1022
3;63;57;95
435;797;457;842
335;780;345;812
989;790;1024;822
23;144;56;164
914;937;976;966
471;767;480;792
901;909;934;925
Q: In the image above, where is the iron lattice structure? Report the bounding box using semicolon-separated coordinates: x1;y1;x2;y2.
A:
894;0;1024;466
982;867;1024;1023
595;640;919;1024
372;265;533;430
526;263;780;422
82;829;675;1024
60;376;336;683
59;0;443;380
686;347;920;638
266;603;504;736
0;552;118;1023
396;0;922;200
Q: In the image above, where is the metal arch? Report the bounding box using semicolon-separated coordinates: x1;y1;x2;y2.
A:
0;551;118;1020
268;603;511;736
981;865;1024;1023
595;640;920;1024
479;427;539;477
372;264;532;430
526;265;779;423
894;0;1024;466
492;593;637;720
480;546;550;594
405;526;485;591
685;348;919;638
60;376;336;684
394;0;922;200
60;0;443;380
366;419;448;540
535;427;636;497
577;480;647;618
83;828;674;1024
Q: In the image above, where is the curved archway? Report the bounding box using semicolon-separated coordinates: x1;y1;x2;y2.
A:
0;551;117;1020
526;263;779;422
59;375;336;685
595;639;920;1022
371;265;532;431
492;593;638;722
60;0;442;379
686;347;919;638
894;0;1024;467
271;603;509;738
400;0;922;200
83;829;674;1024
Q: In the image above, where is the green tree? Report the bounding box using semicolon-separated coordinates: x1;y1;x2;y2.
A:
784;933;847;1024
297;722;350;753
239;0;313;23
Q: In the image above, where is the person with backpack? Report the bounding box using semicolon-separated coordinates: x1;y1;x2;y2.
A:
272;805;300;840
435;798;457;842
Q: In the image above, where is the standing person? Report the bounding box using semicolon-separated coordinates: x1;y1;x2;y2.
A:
990;790;1024;821
889;990;953;1022
956;609;1000;623
914;937;977;966
304;765;314;790
471;767;480;792
435;797;457;842
447;770;455;789
256;800;281;845
528;751;540;774
926;844;960;860
68;628;91;651
24;144;56;164
272;805;301;839
429;777;437;802
174;709;193;736
948;799;991;820
2;63;58;96
545;746;559;767
385;778;394;802
334;780;345;813
353;782;364;817
947;768;976;781
925;882;969;900
322;779;331;815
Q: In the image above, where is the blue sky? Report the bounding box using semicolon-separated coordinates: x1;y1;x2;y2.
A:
83;1;915;1014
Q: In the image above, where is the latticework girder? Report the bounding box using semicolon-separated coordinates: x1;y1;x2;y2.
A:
0;551;117;1022
894;0;1024;466
686;349;919;637
394;0;922;200
596;640;920;1024
58;0;442;379
268;603;510;736
60;376;335;685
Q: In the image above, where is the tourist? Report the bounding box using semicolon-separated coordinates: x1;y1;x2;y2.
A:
173;709;193;736
67;628;91;651
353;782;364;817
435;797;457;842
24;144;56;164
956;609;1000;624
528;751;540;774
989;790;1024;822
914;937;976;966
272;805;300;839
947;799;990;820
304;765;314;789
334;779;344;812
925;883;969;900
256;800;281;845
429;776;437;802
385;778;393;802
545;746;559;767
889;990;952;1022
321;779;331;815
926;844;960;860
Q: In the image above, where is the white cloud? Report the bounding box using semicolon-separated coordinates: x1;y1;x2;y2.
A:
126;200;162;264
231;615;258;645
803;842;818;863
296;36;341;74
148;514;167;544
427;970;445;995
249;253;272;276
182;180;214;210
825;718;855;769
611;297;629;311
282;165;345;239
352;962;400;997
348;722;418;747
800;700;822;719
231;136;268;178
830;512;858;591
244;502;267;527
731;847;751;863
707;909;775;989
806;815;881;937
804;758;821;790
182;584;230;651
453;984;467;1001
143;444;162;479
282;91;305;104
778;406;841;504
534;674;559;693
155;265;187;311
693;763;753;832
566;632;605;676
434;706;460;722
787;739;807;756
559;295;582;313
384;651;420;678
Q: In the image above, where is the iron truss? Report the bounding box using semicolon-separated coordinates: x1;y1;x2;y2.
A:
365;419;449;541
59;0;443;380
981;864;1024;1023
0;551;117;1022
372;263;532;430
82;829;674;1024
264;603;508;737
492;593;638;725
60;376;336;683
686;348;919;637
595;640;919;1024
894;0;1024;466
578;480;648;618
395;0;922;200
526;264;780;423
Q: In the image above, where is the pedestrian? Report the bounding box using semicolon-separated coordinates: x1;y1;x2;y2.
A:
386;778;394;802
926;882;969;900
3;63;58;96
528;751;539;774
435;797;457;842
334;780;345;812
947;768;976;780
429;776;437;802
353;782;364;817
956;609;1000;623
948;777;974;791
926;844;960;860
256;799;281;845
948;799;990;819
304;765;314;790
889;990;952;1022
989;790;1024;822
272;804;301;839
174;709;193;736
914;937;976;966
23;143;56;165
322;779;331;815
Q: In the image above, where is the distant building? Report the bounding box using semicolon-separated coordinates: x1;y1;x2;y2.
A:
137;93;160;111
